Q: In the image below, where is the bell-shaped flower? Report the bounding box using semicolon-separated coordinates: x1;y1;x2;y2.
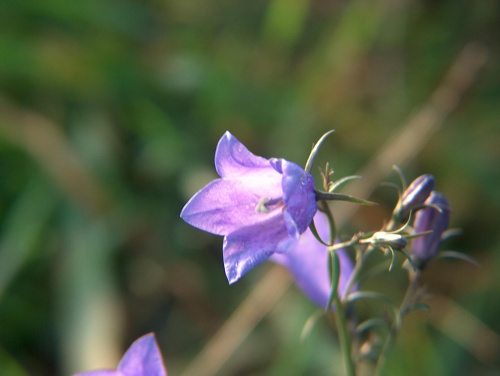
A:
73;333;168;376
181;132;317;284
411;191;450;267
270;212;355;309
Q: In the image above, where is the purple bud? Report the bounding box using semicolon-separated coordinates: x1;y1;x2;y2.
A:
411;191;450;267
399;174;435;218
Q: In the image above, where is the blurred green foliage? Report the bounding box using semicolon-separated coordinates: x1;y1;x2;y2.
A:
0;0;499;375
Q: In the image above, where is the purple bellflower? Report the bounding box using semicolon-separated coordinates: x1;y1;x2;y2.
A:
411;191;450;267
270;212;355;309
181;131;317;284
73;333;168;376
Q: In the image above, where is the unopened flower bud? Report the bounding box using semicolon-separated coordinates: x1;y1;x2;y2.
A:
362;232;408;250
396;174;435;220
411;191;450;268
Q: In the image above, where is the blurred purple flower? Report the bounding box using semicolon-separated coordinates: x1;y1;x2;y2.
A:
181;131;317;284
73;333;167;376
397;174;435;220
411;191;450;267
270;212;355;309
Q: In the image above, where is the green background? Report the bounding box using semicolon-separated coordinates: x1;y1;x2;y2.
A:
0;0;499;375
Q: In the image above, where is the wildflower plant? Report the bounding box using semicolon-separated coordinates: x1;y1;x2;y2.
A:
179;130;474;376
76;130;474;376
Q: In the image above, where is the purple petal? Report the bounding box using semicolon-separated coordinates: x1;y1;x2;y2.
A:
270;159;317;234
74;371;123;376
412;191;450;265
118;333;168;376
215;132;271;178
180;170;282;235
270;213;355;309
223;213;300;284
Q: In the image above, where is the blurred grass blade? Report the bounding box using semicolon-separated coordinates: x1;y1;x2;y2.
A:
0;176;57;300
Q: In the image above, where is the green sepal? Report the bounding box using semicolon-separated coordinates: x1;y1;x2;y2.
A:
329;175;363;193
315;191;378;206
387;246;397;272
398;249;416;271
309;219;331;247
305;130;335;174
392;165;408;191
326;249;341;311
436;251;480;267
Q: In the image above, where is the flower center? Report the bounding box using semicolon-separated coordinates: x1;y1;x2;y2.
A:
255;197;284;214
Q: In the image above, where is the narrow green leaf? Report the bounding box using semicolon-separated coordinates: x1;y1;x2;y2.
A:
387;246;396;272
398;249;416;271
315;191;378;206
356;318;389;334
346;291;400;327
392;165;408;191
309;220;331;247
406;302;431;313
437;251;480;267
329;175;363;193
300;310;325;342
346;291;394;306
304;130;335;173
326;250;341;311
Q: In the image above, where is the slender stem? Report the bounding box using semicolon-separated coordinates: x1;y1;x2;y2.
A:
333;294;357;376
374;270;420;376
320;199;356;376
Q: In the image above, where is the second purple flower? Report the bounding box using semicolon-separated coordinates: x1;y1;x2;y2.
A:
181;131;317;284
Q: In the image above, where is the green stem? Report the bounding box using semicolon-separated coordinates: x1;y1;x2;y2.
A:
333;294;357;376
319;199;356;376
374;270;420;376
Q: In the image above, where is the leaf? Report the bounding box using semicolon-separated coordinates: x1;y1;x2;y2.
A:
308;220;331;247
329;175;363;193
346;291;394;306
346;291;400;325
392;165;407;191
436;251;481;267
406;302;431;314
300;311;325;341
315;191;379;206
387;246;396;272
305;130;335;173
398;249;416;271
356;318;389;334
326;249;341;311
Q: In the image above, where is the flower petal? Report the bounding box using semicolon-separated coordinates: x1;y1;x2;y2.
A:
223;213;300;284
215;131;271;178
270;212;355;309
180;172;282;235
271;159;317;234
118;333;168;376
